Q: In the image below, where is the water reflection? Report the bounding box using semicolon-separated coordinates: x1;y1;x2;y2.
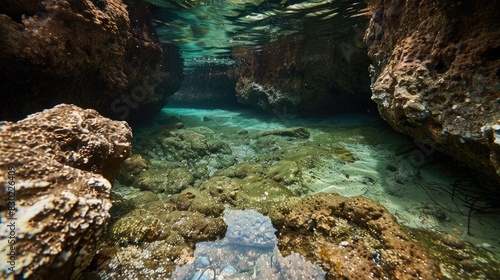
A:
147;0;368;68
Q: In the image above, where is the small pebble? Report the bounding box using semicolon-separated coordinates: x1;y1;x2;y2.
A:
452;228;462;235
339;241;349;248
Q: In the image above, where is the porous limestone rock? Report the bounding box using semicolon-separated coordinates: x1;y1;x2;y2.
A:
0;0;183;125
364;0;500;187
232;24;373;115
270;193;439;279
0;104;132;279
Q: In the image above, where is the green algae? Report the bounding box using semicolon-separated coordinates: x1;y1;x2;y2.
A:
134;167;194;194
331;146;357;163
214;162;266;178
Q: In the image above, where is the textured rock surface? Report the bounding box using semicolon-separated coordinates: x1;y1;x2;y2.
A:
364;0;500;186
0;104;132;279
232;28;373;115
170;65;239;105
270;193;439;279
91;189;226;279
0;0;182;125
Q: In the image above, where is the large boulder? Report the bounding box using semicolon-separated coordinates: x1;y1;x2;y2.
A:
0;104;132;279
364;0;500;187
270;193;439;279
232;23;373;115
0;0;183;125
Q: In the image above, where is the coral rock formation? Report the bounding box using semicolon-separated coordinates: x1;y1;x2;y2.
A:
270;193;439;279
0;0;183;125
0;104;132;279
364;0;500;186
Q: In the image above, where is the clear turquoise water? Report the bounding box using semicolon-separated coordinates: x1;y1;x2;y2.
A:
101;1;500;278
103;105;500;279
146;0;368;69
153;106;500;249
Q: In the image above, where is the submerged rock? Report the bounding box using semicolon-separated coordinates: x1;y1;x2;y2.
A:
134;166;194;194
232;22;373;115
201;176;295;215
256;127;311;139
270;193;439;279
0;104;132;279
364;0;500;187
117;154;149;185
99;195;226;278
133;126;235;181
0;0;183;125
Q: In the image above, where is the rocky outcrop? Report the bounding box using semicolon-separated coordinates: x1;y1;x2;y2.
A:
0;0;183;125
364;0;500;186
0;104;132;279
170;65;239;106
270;193;439;279
232;23;373;115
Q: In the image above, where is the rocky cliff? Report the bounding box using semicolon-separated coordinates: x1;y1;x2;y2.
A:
0;104;132;279
0;0;182;125
364;0;500;187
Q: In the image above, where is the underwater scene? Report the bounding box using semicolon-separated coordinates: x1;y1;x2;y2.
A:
83;105;500;279
1;0;499;279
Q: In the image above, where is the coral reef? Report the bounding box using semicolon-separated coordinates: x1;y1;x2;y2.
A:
364;0;500;187
270;193;439;279
0;104;132;279
0;0;183;125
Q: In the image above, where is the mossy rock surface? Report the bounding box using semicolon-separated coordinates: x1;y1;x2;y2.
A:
117;154;149;185
215;162;266;178
169;188;225;217
133;167;194;194
239;178;295;214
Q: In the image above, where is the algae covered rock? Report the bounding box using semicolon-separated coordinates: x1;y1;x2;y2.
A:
105;199;227;278
134;166;194;194
201;176;295;215
169;188;225;217
256;127;311;139
0;104;132;279
133;126;235;181
270;193;439;279
117;154;149;185
215;162;266;178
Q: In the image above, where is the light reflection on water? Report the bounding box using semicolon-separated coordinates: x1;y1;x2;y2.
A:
146;0;368;67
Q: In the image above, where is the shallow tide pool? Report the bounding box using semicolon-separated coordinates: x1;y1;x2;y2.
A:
95;105;500;279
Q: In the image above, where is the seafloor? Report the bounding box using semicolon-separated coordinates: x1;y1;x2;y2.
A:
84;106;500;279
